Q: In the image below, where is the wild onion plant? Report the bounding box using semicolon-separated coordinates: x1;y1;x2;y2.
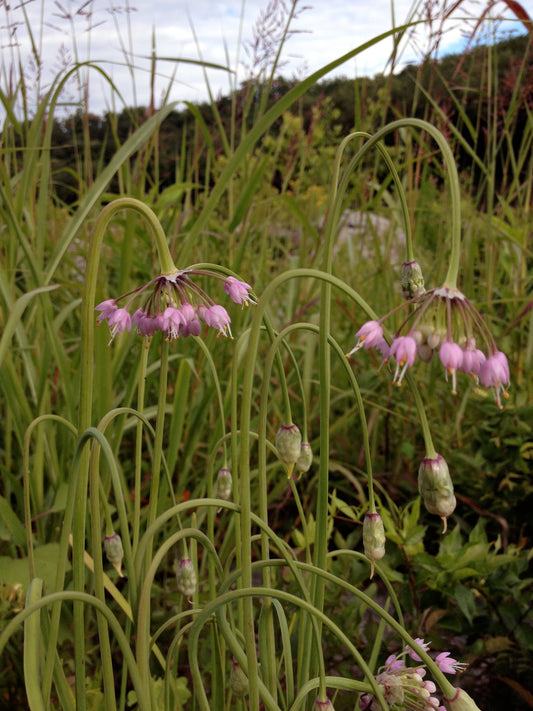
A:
2;1;530;708
0;116;503;711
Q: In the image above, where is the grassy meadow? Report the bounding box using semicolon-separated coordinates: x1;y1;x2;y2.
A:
0;1;532;710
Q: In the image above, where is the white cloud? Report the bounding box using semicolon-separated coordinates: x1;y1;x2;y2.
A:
0;0;527;116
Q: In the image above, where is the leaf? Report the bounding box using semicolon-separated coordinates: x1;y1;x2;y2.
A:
0;495;27;547
0;544;71;593
454;583;476;625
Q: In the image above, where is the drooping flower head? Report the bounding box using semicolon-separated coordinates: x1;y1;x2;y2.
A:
96;269;254;343
348;285;510;407
359;640;469;711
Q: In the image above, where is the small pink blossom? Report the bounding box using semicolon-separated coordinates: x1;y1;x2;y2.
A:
133;309;162;337
435;651;467;675
384;654;405;671
202;305;232;337
180;303;202;337
480;350;510;408
406;637;430;662
348;320;384;356
95;299;117;324
107;308;132;342
460;338;486;380
223;276;255;305
390;335;417;385
438;341;463;394
163;307;185;340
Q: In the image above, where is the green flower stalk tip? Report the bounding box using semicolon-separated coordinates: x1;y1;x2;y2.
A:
444;688;483;711
103;532;124;577
418;454;456;533
175;557;197;600
275;423;302;479
401;260;426;300
313;698;335;711
363;512;386;579
230;660;249;697
216;467;233;501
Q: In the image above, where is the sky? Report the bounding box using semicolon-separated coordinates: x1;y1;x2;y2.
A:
0;0;528;116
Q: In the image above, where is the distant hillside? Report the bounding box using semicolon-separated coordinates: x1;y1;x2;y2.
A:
46;33;532;204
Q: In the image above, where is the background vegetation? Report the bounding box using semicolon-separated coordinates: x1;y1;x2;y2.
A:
0;0;532;709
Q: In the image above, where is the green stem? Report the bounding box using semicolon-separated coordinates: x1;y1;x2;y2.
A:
133;340;150;555
76;197;177;706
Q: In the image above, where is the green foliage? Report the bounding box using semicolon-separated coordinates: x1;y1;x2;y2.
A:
0;3;532;710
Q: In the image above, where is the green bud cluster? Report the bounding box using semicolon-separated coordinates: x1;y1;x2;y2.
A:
103;532;124;576
363;512;386;578
275;423;302;478
418;454;456;532
175;557;197;599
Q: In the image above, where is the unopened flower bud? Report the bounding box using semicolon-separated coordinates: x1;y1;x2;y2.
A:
104;532;124;577
401;260;425;300
216;467;232;501
444;688;482;711
418;454;456;532
295;442;313;475
363;512;386;578
275;423;302;478
230;660;249;697
312;698;335;711
175;557;197;599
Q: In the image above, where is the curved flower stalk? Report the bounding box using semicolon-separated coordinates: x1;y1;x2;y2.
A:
349;285;510;408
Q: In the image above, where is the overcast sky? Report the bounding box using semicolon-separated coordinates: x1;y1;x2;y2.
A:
0;0;527;115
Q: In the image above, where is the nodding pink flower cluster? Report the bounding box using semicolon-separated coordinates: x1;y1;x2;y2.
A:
359;640;467;711
347;286;510;408
95;271;255;344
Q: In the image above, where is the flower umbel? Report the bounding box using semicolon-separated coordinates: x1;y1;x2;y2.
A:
96;269;254;343
349;285;510;407
359;640;467;711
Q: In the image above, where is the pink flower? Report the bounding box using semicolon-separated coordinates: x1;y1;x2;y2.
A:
460;338;486;381
390;335;417;385
435;651;467;675
95;299;117;324
162;307;185;340
223;276;255;305
480;350;510;408
180;303;202;337
438;341;463;394
348;320;384;355
107;308;132;342
384;654;405;671
406;637;430;662
202;305;232;337
133;309;162;337
95;266;253;346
